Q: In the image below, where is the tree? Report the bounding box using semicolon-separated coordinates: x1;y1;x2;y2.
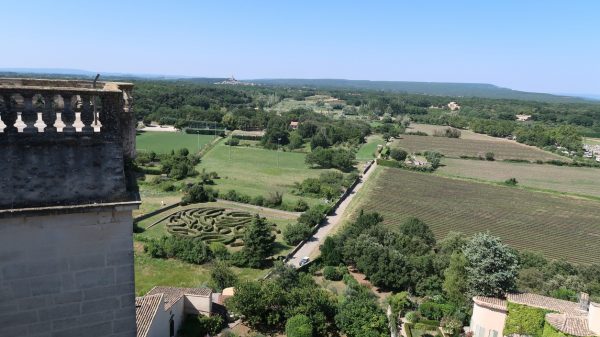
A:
283;222;312;245
443;252;469;304
181;183;217;205
242;215;275;268
390;148;408;161
285;315;312;337
424;151;442;169
398;217;436;247
209;260;238;292
336;283;388;337
320;236;343;266
288;131;304;150
463;233;519;297
485;152;495;161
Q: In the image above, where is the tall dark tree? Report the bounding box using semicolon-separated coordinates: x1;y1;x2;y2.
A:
242;215;275;268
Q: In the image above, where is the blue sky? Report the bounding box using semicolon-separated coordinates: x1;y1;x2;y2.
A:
1;0;599;94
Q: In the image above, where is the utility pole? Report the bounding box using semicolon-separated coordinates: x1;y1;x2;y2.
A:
197;130;200;153
277;137;281;168
214;121;217;138
229;135;232;160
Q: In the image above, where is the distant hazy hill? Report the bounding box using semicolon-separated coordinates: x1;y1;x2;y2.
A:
250;78;590;103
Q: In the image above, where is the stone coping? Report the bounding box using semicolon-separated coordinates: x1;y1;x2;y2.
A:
0;200;140;218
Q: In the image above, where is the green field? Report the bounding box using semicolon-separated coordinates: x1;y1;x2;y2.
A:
437;158;600;199
136;131;216;153
199;142;331;206
135;251;264;296
356;135;385;161
351;166;600;264
392;134;563;161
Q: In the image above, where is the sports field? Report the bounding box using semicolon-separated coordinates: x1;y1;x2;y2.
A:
356;135;385;161
136;131;216;153
392;134;563;161
351;167;600;264
198;142;330;206
437;158;600;199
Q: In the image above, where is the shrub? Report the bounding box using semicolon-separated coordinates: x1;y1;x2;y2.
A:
181;183;217;205
418;301;455;321
178;314;225;337
225;138;240;146
504;177;518;186
405;131;428;136
294;199;309;212
424;151;442;169
283;222;312;245
433;128;461;138
285;314;312;337
485;152;495;161
298;205;328;226
265;191;283;207
504;302;546;337
145;236;212;264
405;311;420;323
323;266;343;281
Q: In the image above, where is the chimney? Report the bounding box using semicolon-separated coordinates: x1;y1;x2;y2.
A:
579;292;590;311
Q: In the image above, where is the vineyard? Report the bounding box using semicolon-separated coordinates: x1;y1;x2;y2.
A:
353;167;600;264
392;134;564;161
163;207;276;247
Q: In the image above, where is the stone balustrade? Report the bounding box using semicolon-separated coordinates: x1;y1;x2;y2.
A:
0;78;137;210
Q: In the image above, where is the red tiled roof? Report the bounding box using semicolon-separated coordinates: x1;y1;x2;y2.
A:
473;296;507;311
136;293;163;337
147;286;212;310
507;293;585;316
545;313;593;337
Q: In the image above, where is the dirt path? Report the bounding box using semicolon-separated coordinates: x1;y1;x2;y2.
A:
287;161;377;267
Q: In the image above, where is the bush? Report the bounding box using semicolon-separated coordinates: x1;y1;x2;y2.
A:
504;302;546;337
306;147;356;171
283;222;312;245
390;148;408;161
178;314;225;337
405;311;420;323
485;152;495;161
181;183;217;205
285;314;313;337
504;177;518;186
145;236;212;264
298;205;328;226
433;128;461;138
424;151;442;169
323;266;344;281
225;138;240;146
419;302;455;321
294;199;309;212
265;191;283;207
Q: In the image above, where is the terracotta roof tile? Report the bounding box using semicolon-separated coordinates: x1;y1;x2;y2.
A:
473;296;508;311
147;286;212;310
545;313;593;337
136;293;163;337
507;293;586;316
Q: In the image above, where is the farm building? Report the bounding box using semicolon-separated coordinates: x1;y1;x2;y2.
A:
448;101;461;111
470;292;600;337
516;114;532;121
136;286;215;337
290;121;299;129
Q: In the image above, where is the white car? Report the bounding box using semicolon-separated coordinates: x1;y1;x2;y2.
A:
299;256;310;266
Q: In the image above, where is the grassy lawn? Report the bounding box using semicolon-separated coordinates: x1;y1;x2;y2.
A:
134;250;265;296
136;131;216;153
584;137;600;145
199;142;331;207
392;134;564;161
437;158;600;199
350;166;600;264
356;135;385;161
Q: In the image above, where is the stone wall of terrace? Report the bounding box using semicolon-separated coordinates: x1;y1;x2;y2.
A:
0;78;136;209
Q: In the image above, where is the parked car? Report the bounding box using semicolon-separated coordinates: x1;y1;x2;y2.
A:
299;256;310;266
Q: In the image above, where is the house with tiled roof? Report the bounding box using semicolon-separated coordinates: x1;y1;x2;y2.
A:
135;286;213;337
470;292;600;337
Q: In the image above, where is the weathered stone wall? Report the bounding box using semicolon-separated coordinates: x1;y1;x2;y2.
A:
0;135;128;209
0;206;137;337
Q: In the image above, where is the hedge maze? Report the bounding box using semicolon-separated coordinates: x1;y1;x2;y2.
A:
164;207;275;247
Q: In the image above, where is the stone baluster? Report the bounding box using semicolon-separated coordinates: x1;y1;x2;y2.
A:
42;93;57;132
80;94;94;133
21;93;38;133
1;94;18;134
61;94;75;132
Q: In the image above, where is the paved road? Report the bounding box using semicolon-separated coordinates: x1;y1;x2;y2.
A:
287;161;377;267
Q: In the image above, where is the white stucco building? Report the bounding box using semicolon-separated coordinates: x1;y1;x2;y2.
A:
470;293;600;337
135;287;214;337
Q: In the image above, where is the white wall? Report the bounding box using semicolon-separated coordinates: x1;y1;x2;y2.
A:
184;295;212;316
590;302;600;335
470;303;507;337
